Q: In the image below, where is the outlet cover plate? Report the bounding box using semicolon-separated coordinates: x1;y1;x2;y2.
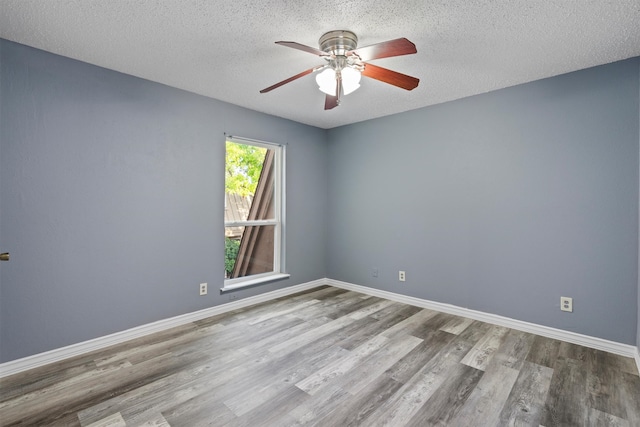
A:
560;296;572;312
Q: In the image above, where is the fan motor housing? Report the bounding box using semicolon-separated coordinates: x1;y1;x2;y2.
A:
319;30;358;56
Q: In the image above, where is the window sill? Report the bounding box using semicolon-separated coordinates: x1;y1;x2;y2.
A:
221;273;290;292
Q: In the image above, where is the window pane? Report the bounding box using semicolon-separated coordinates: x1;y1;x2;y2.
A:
225;226;275;279
225;142;275;221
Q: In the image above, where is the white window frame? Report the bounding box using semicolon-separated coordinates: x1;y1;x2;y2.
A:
222;136;288;291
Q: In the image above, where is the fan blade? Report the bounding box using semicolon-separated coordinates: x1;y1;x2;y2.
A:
362;63;419;91
324;94;339;110
349;38;416;61
260;67;318;93
276;41;329;57
324;79;341;110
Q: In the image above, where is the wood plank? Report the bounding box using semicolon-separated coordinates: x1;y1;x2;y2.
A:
237;318;326;356
586;348;628;420
94;324;225;366
214;336;352;417
526;335;562;369
411;311;457;339
310;376;403;427
297;317;380;357
0;359;99;402
161;396;237;426
284;384;349;426
364;338;474;426
295;335;390;395
224;342;349;416
407;363;484;425
84;412;126;427
339;334;423;395
606;351;640;376
439;315;474;335
460;324;510;371
338;304;422;351
246;299;320;325
306;286;349;301
586;407;630;427
498;360;554;425
448;361;520;425
379;308;438;338
267;312;363;356
384;329;455;384
619;371;640;426
134;413;171;427
492;329;536;370
558;340;589;362
456;319;493;344
320;293;382;320
348;299;395;320
224;385;309;427
541;357;589;426
78;355;236;425
368;301;421;322
5;354;183;426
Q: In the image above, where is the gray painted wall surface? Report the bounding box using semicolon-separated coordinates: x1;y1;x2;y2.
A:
327;58;640;345
0;39;328;362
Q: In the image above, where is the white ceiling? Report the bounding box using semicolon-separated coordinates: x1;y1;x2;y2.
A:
1;1;639;129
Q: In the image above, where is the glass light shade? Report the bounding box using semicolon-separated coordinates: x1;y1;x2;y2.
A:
341;67;361;95
316;68;336;96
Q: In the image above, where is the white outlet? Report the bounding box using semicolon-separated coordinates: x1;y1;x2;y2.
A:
199;283;207;296
560;296;572;312
372;268;379;278
399;271;406;282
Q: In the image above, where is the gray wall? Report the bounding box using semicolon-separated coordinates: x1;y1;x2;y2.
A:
0;39;328;362
327;58;640;345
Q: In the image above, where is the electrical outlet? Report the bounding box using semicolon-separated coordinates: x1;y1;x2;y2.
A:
372;268;379;278
560;296;572;312
199;283;207;296
399;271;406;282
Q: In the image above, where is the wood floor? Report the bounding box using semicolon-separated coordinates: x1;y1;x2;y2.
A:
1;286;639;426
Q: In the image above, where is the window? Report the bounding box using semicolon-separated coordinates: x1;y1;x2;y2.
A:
223;136;286;290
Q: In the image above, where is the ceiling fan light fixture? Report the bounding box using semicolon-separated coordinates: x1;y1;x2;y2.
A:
315;66;361;97
261;30;419;110
341;67;361;95
316;68;336;95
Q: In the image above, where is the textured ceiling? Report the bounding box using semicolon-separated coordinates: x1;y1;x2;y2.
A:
1;1;639;129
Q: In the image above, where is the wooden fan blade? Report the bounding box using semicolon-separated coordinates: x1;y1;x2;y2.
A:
260;67;318;93
324;94;339;110
349;38;416;61
324;79;341;110
276;41;329;57
361;63;419;91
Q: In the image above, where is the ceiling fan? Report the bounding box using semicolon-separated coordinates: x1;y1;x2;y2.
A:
260;30;420;110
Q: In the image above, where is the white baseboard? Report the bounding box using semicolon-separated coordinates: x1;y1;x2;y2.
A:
326;279;639;360
635;348;640;375
0;279;326;378
2;277;638;378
